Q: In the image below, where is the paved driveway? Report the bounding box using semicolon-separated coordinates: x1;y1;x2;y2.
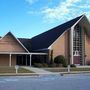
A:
0;74;90;90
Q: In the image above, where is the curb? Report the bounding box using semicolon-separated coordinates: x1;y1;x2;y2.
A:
0;73;39;76
0;71;90;76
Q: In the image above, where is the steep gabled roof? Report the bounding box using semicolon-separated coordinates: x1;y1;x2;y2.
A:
31;15;83;51
18;38;31;51
0;32;29;52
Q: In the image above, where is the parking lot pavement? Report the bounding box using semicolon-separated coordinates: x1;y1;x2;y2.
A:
0;74;90;90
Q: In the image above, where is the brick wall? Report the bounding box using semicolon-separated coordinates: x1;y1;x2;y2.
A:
0;54;16;66
51;30;70;63
85;34;90;65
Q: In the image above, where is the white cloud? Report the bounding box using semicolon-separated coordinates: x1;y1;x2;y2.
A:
27;10;41;15
41;0;90;22
25;0;38;5
26;0;90;23
80;5;90;8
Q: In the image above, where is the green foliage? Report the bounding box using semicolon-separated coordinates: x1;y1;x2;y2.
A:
33;63;48;68
50;50;54;64
54;55;67;67
33;63;43;68
43;63;48;67
70;64;76;67
48;63;57;67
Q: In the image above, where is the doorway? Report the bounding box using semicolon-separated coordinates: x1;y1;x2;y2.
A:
16;55;30;66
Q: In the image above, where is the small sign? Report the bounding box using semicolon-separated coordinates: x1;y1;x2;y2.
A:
15;65;19;74
68;65;70;73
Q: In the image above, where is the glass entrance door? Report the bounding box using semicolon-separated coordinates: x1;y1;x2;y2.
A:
16;55;30;66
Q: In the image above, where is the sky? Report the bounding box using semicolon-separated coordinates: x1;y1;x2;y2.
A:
0;0;90;38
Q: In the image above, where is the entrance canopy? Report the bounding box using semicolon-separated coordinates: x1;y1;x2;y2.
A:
0;52;47;67
0;52;47;55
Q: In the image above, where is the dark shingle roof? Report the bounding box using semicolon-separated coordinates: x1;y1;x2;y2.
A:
18;38;31;51
31;15;83;51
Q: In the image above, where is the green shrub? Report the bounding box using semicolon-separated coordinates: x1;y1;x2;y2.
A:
48;63;57;67
70;64;76;67
50;50;54;64
54;55;67;67
56;64;63;67
33;63;49;68
33;63;43;68
63;61;67;67
43;63;48;67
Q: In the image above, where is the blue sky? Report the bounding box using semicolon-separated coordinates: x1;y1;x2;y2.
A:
0;0;90;38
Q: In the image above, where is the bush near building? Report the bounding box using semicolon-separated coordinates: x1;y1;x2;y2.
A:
70;64;76;67
33;63;43;68
33;55;67;67
54;55;67;67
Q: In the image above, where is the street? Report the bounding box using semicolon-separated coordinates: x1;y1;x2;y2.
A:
0;74;90;90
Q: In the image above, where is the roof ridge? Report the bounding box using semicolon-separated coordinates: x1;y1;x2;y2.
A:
0;32;29;52
31;15;83;39
18;38;30;40
31;15;84;50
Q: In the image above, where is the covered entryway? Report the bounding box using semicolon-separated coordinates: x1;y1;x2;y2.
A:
0;53;16;66
0;52;47;67
16;53;47;66
16;55;30;66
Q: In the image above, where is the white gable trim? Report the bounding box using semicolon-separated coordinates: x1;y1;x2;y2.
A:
0;32;29;53
48;28;70;50
71;15;84;28
48;15;84;50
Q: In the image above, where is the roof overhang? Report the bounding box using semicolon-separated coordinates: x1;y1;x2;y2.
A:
33;48;48;51
72;15;90;37
0;32;29;53
79;15;90;36
0;52;47;55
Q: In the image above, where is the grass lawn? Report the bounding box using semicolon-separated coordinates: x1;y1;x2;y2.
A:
44;67;90;72
71;68;90;71
0;66;33;73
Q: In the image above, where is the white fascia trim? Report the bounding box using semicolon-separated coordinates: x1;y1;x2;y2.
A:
48;28;70;49
15;37;29;53
48;46;52;50
0;32;29;53
33;48;48;51
0;52;47;55
48;15;85;50
0;33;6;41
70;15;84;64
71;15;85;29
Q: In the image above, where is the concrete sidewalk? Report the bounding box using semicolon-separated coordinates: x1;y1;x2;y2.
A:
22;67;53;74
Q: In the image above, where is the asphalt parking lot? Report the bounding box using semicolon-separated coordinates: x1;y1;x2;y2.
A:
0;74;90;90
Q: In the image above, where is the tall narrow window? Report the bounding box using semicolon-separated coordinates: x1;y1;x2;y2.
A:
73;25;82;56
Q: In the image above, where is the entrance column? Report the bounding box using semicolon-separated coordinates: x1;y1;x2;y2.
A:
70;27;74;64
9;54;12;67
26;55;27;66
30;54;32;67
